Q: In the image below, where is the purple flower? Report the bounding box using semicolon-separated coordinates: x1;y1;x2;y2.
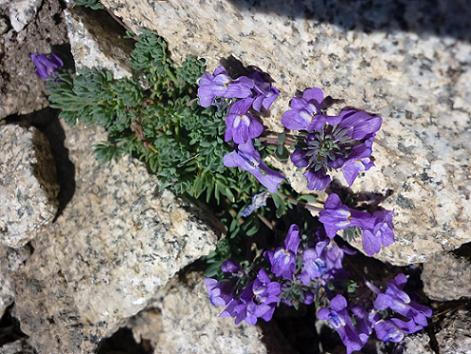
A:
281;87;329;131
222;269;281;325
370;315;406;343
223;141;284;193
267;225;300;279
317;295;370;354
249;70;280;112
204;278;234;307
319;194;374;237
299;240;344;285
221;259;241;274
372;274;432;332
283;89;382;191
319;194;395;256
30;53;63;80
224;98;264;144
197;66;253;107
361;209;395;256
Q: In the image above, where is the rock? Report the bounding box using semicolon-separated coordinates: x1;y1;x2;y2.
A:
100;0;471;265
64;7;133;79
129;272;270;354
13;123;218;354
0;245;32;320
421;252;471;301
0;0;42;32
399;333;435;354
436;310;471;354
0;0;67;119
0;339;36;354
0;125;59;249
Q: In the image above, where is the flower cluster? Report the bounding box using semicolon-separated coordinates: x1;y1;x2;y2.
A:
319;193;394;255
205;225;431;353
199;65;428;352
198;66;285;193
205;224;346;325
31;53;63;80
282;88;382;191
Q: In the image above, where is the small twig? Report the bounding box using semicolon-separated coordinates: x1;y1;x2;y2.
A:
257;214;274;231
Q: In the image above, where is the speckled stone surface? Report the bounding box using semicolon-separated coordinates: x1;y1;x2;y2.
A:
0;125;59;249
0;0;42;32
137;272;269;354
436;310;471;354
400;334;435;354
421;252;471;301
100;0;471;265
64;7;132;79
13;123;218;354
0;339;35;354
0;245;31;319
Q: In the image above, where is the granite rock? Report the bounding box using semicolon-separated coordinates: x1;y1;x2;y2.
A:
0;0;67;119
436;310;471;354
0;339;36;354
100;0;471;265
64;6;133;79
399;334;435;354
0;125;59;249
421;252;471;301
13;123;218;354
130;272;269;354
0;245;32;319
0;0;42;32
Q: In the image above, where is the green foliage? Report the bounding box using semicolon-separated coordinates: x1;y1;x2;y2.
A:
73;0;103;10
48;30;261;206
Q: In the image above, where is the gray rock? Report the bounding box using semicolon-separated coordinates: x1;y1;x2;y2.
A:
0;0;42;32
436;310;471;354
0;125;58;249
0;245;32;319
399;333;434;354
14;123;218;354
0;0;67;119
422;252;471;301
64;7;133;79
0;339;36;354
130;272;269;354
100;0;471;265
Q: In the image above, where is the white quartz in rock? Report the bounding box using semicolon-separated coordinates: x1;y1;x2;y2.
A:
0;125;58;249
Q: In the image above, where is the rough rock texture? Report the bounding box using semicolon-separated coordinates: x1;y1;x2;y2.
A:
64;7;132;79
0;125;59;249
400;334;435;354
436;310;471;354
0;0;42;32
13;123;218;354
0;245;32;318
0;0;67;119
100;0;471;265
130;272;269;354
421;252;471;301
0;339;36;354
